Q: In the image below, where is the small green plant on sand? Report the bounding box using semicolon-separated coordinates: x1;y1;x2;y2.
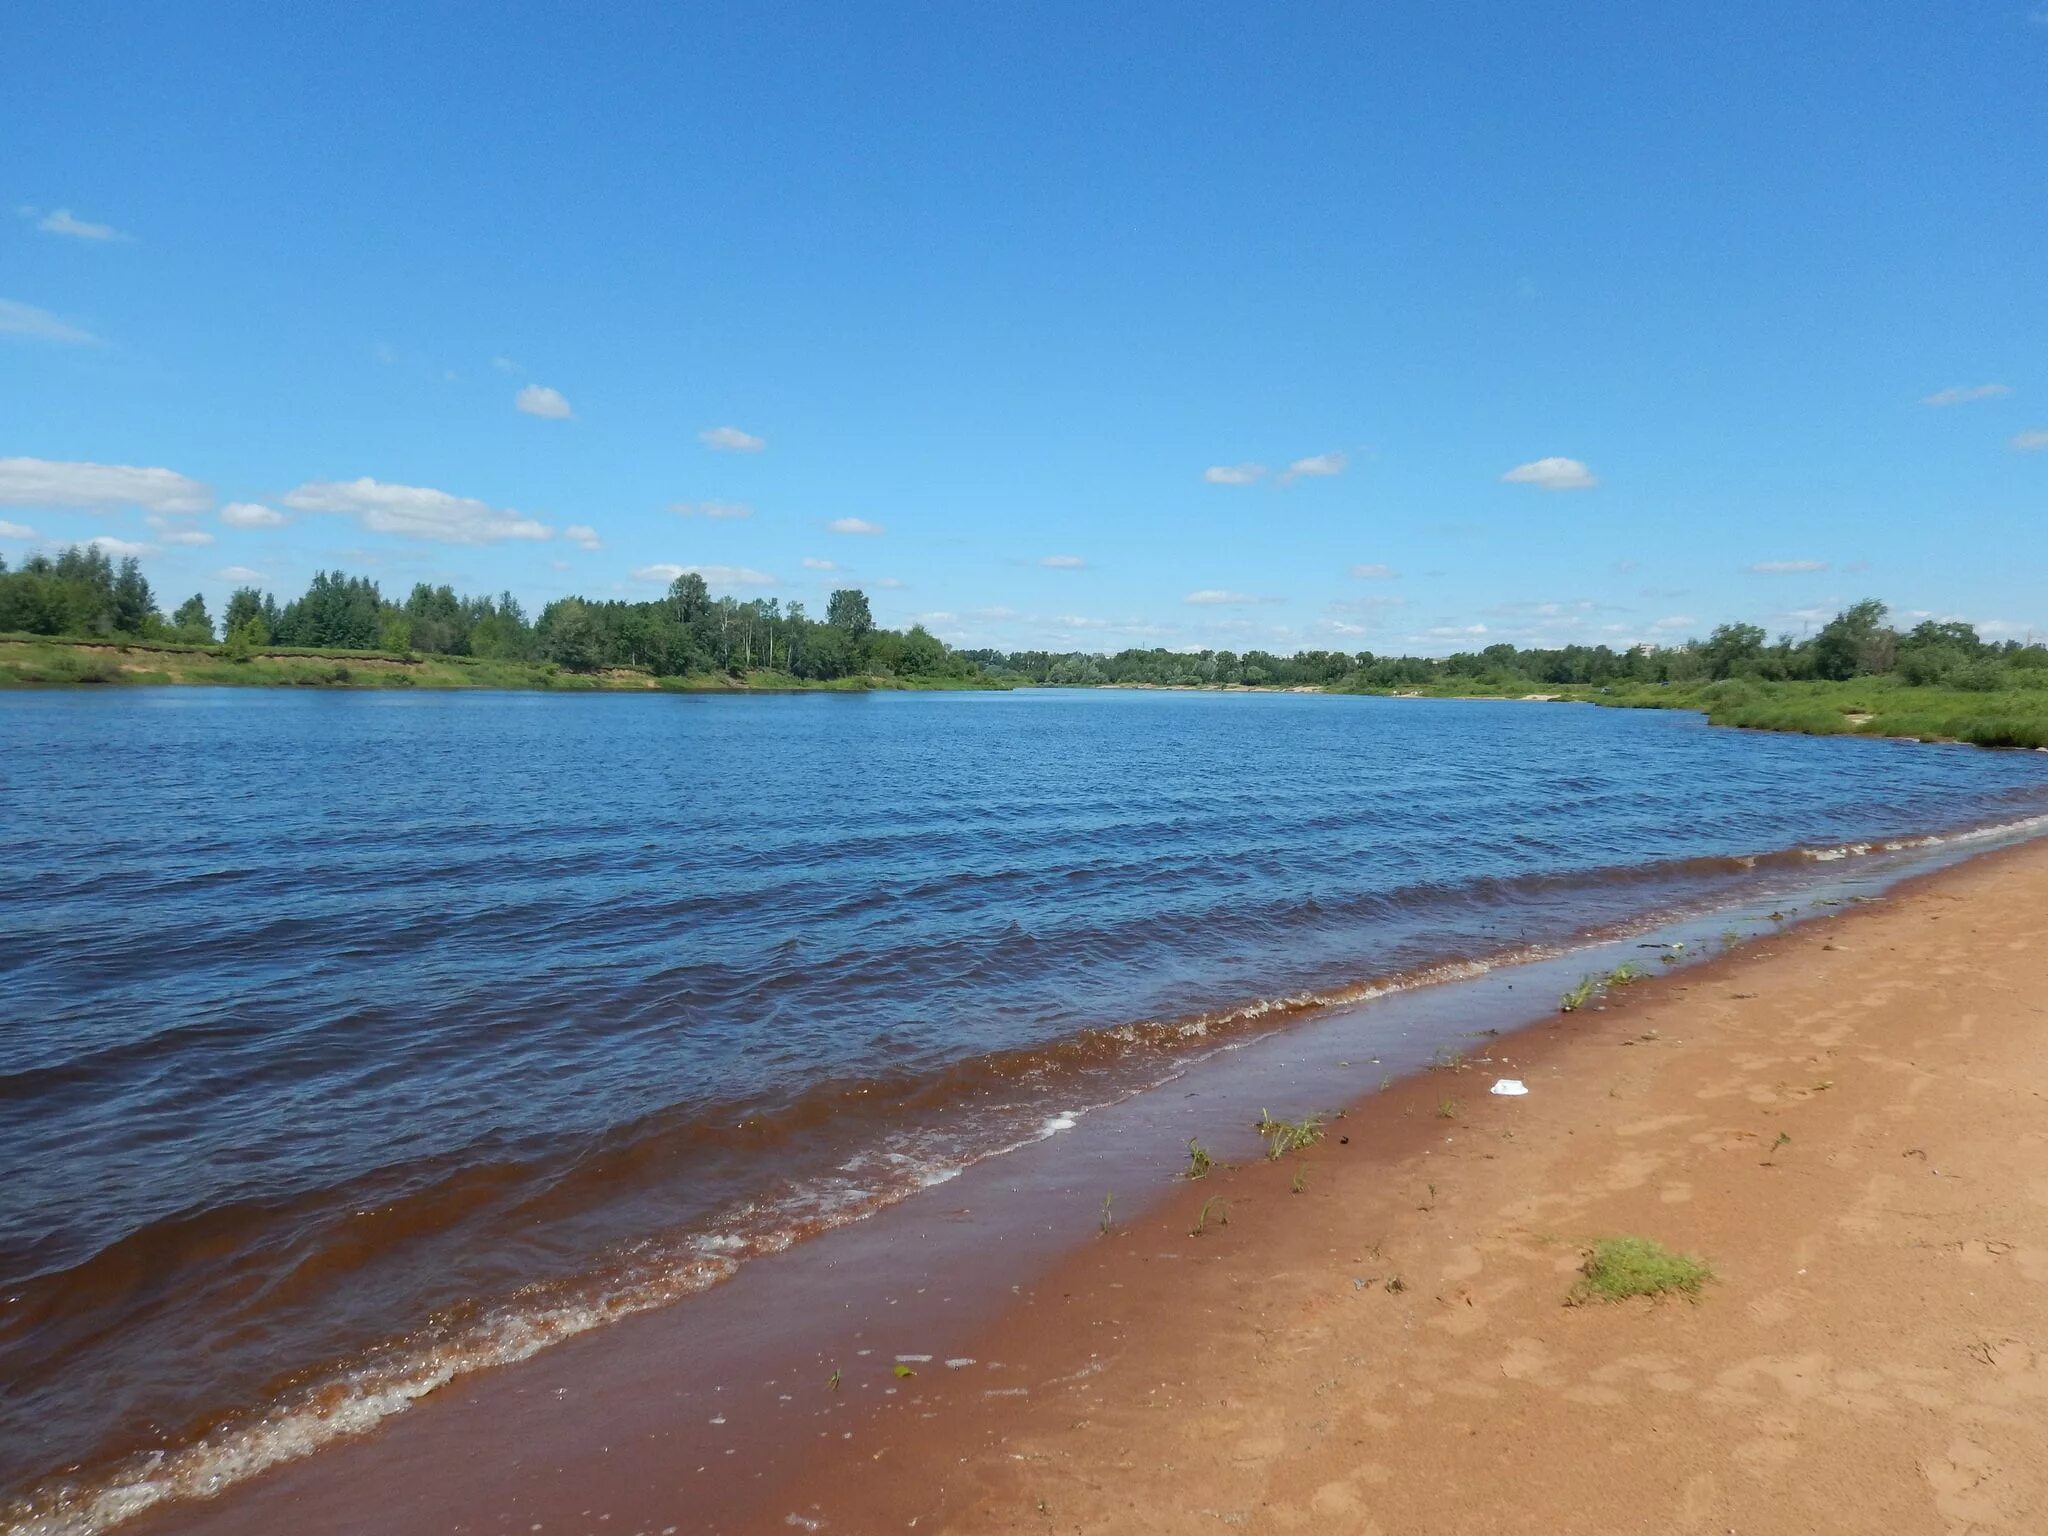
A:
1098;1191;1115;1235
1607;960;1648;986
1191;1196;1229;1236
1568;1237;1712;1305
1436;1098;1458;1120
1384;1275;1407;1294
1265;1113;1324;1159
827;1366;841;1393
1429;1045;1466;1071
1290;1166;1308;1195
1560;973;1600;1012
1185;1138;1214;1179
1761;1130;1792;1165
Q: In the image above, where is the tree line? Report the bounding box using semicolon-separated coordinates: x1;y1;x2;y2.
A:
0;549;974;682
2;546;2041;691
969;601;2044;692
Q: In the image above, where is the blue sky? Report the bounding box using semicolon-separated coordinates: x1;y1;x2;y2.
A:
4;1;2044;653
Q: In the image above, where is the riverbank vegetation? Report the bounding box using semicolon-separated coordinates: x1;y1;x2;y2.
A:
2;549;2042;743
0;547;991;691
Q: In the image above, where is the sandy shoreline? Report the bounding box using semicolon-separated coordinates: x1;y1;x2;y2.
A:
765;837;2048;1534
91;836;2048;1536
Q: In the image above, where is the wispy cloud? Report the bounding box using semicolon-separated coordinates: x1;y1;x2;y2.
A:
802;557;839;571
829;517;883;535
217;565;266;583
2010;428;2048;452
0;457;210;512
1748;559;1829;574
670;500;754;519
699;425;765;452
1920;383;2011;407
1039;554;1085;569
281;477;551;544
875;576;906;589
23;207;128;242
0;298;101;346
1500;456;1598;491
220;502;288;529
1280;451;1346;483
147;516;215;547
563;524;602;550
490;356;522;374
1203;463;1266;486
1184;589;1279;606
89;535;152;557
0;519;35;539
1348;563;1398;579
633;562;778;588
515;384;573;420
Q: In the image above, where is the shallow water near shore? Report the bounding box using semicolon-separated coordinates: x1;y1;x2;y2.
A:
4;686;2047;1533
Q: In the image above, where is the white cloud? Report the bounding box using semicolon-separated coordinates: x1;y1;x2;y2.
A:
669;500;754;519
699;425;765;452
1039;554;1086;568
515;384;574;420
89;535;152;557
1748;559;1829;574
30;207;127;241
1500;456;1598;491
217;565;266;583
2010;428;2048;452
1348;563;1398;579
1329;594;1406;613
0;456;211;512
1424;623;1489;639
1323;619;1368;636
1281;451;1347;482
1203;463;1266;486
1921;383;2011;407
1651;615;1696;632
147;516;214;547
220;501;288;528
563;524;602;550
875;577;906;589
829;517;883;535
281;477;551;544
0;519;34;539
1184;589;1274;606
0;298;101;346
802;557;839;570
633;562;778;588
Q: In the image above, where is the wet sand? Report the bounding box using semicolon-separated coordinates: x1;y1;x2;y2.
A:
770;837;2048;1534
120;836;2048;1536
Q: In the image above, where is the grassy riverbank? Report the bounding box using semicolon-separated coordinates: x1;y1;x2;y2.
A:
0;636;1007;693
1337;675;2048;749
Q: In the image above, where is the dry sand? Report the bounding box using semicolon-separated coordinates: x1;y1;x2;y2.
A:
771;839;2048;1534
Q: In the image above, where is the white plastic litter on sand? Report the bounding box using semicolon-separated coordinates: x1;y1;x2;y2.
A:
1489;1078;1529;1096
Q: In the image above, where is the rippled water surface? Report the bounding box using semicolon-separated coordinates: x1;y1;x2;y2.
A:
4;686;2046;1526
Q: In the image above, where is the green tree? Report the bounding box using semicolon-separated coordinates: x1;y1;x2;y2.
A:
1702;622;1766;679
826;588;873;642
110;557;156;635
222;586;270;644
171;593;214;642
1809;600;1893;681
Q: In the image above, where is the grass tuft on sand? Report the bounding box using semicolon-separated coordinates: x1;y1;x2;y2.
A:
1569;1236;1712;1305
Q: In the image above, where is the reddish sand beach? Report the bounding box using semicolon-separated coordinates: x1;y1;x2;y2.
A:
125;836;2048;1536
767;838;2048;1534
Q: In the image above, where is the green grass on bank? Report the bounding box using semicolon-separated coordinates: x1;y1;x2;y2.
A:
0;637;1010;694
1338;675;2048;750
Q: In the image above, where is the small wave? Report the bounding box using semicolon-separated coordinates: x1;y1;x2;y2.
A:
11;807;2048;1536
